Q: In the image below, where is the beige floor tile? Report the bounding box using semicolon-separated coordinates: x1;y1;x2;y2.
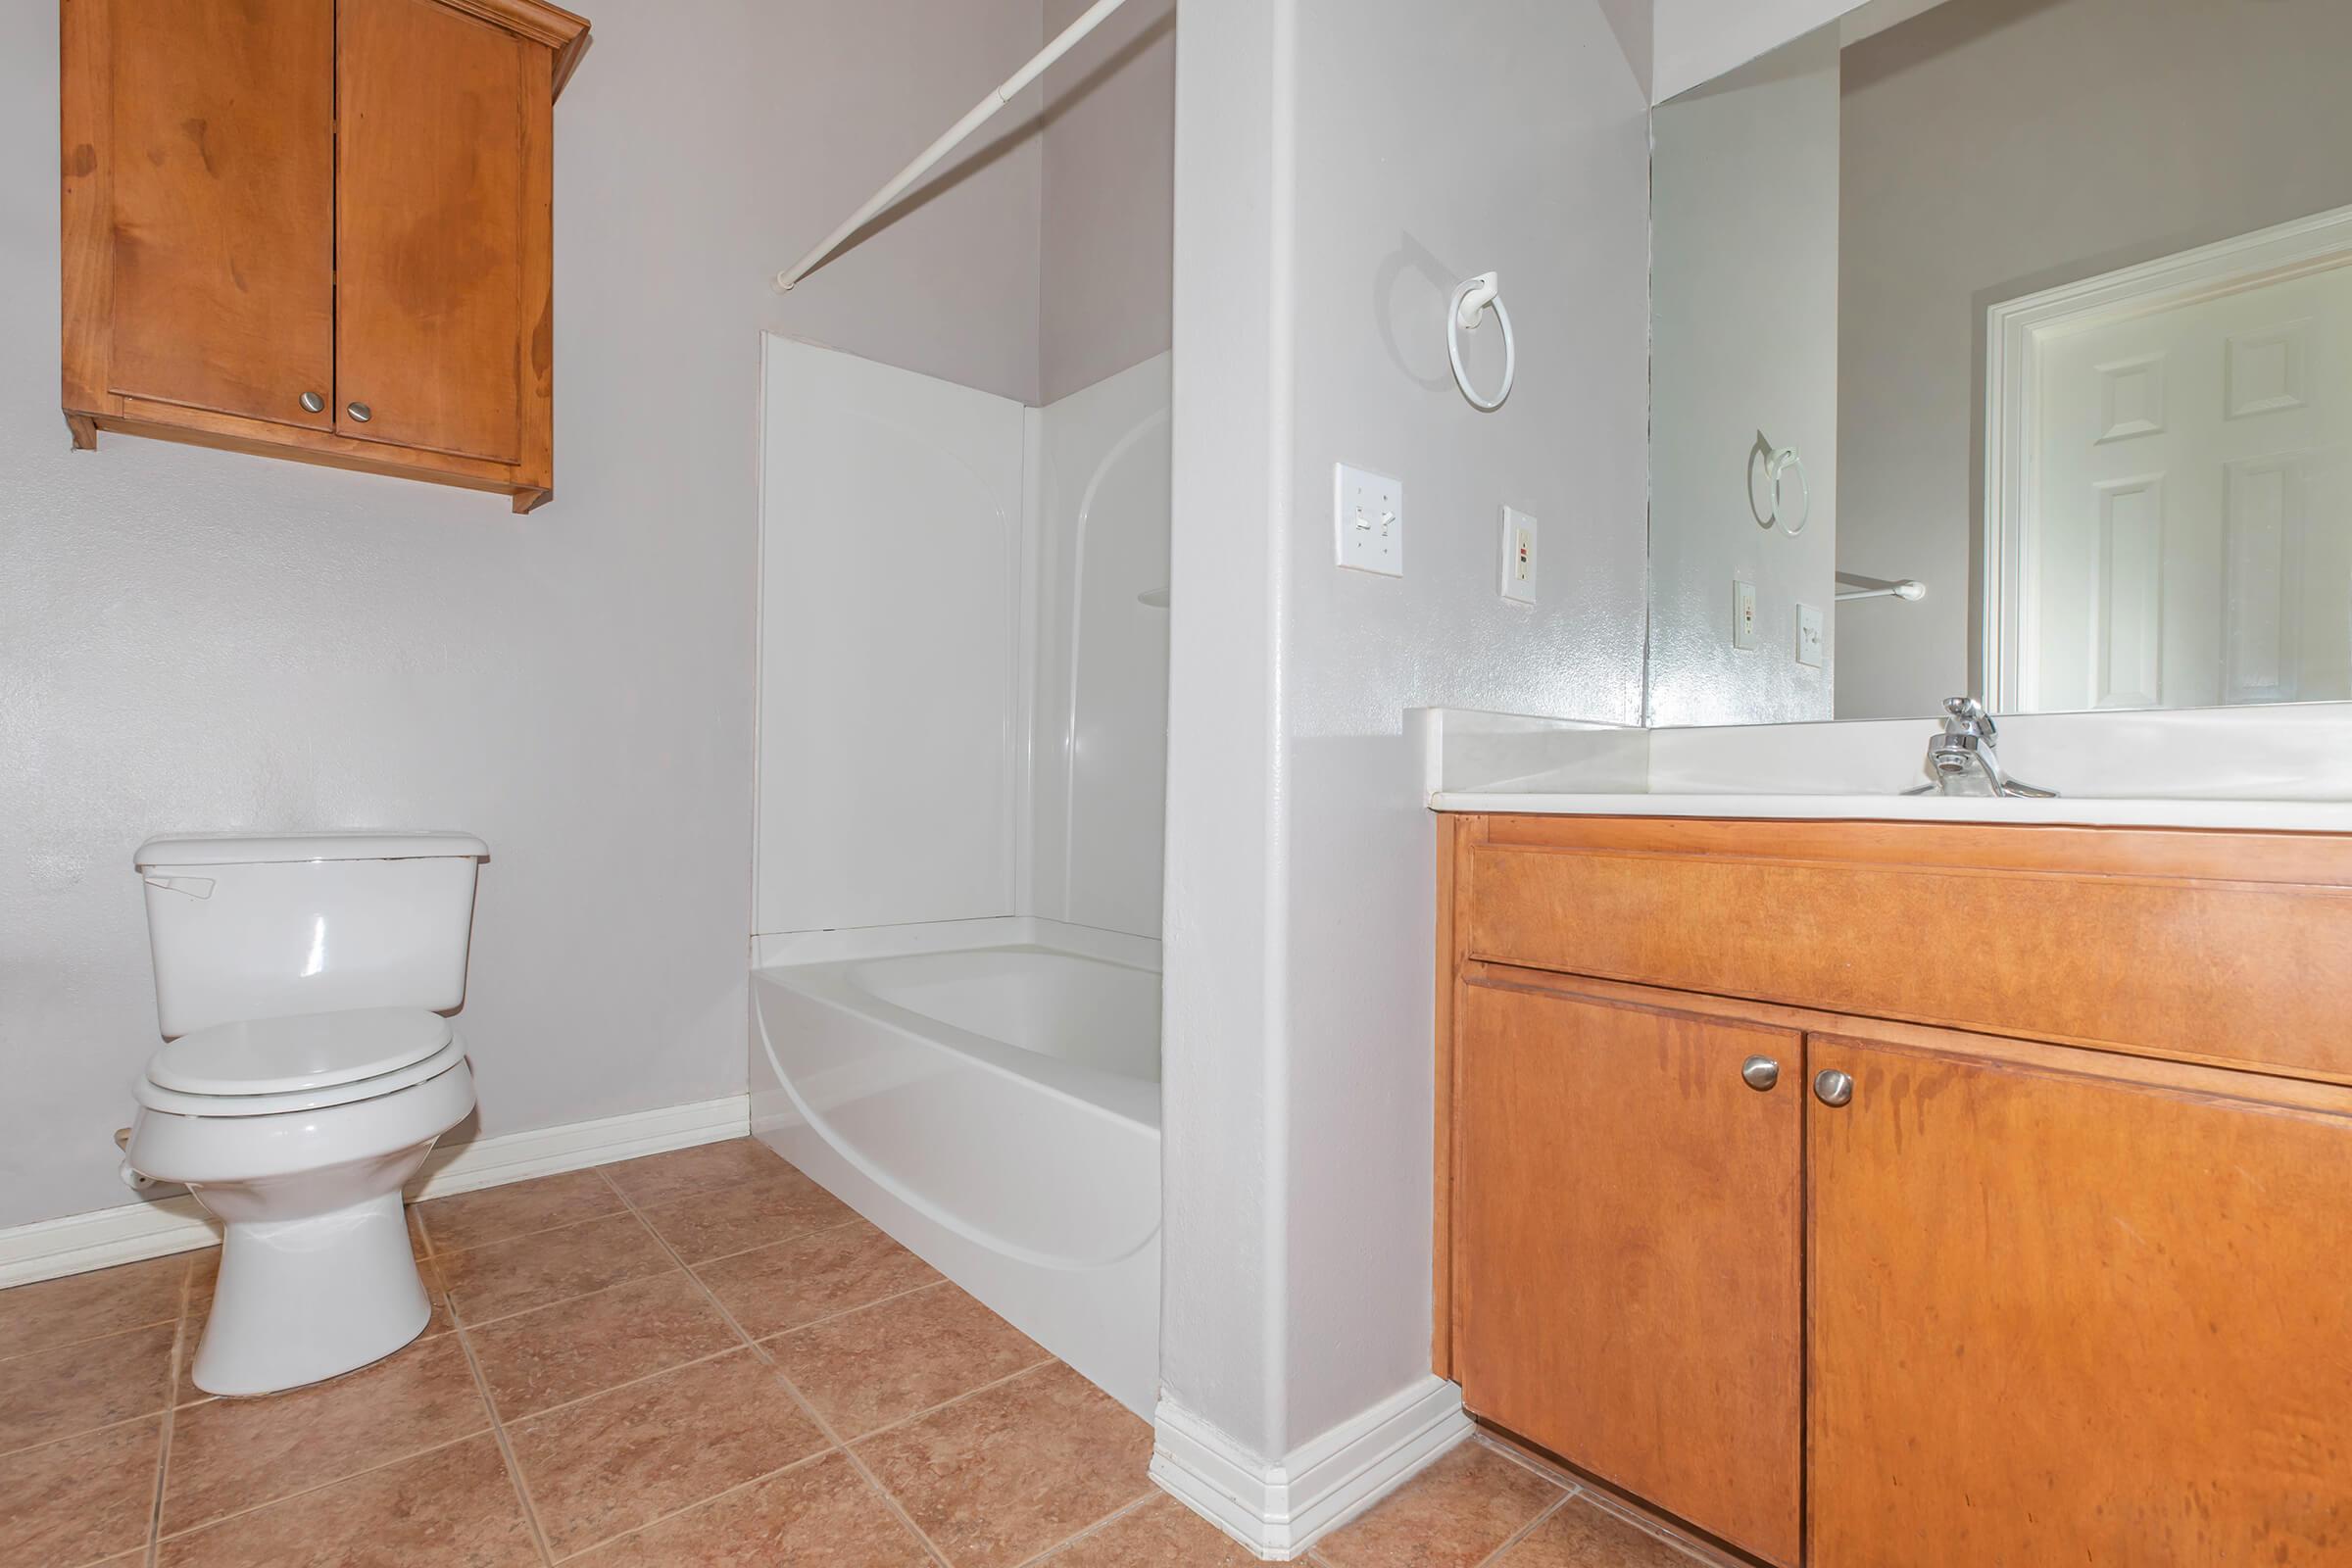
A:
416;1169;624;1253
0;1253;191;1361
466;1270;738;1420
508;1346;827;1556
1488;1495;1700;1567
770;1282;1047;1440
156;1433;537;1568
435;1212;675;1323
0;1414;163;1568
568;1450;932;1566
1045;1493;1266;1566
160;1334;489;1537
599;1138;798;1208
857;1361;1153;1568
0;1322;174;1454
1316;1441;1565;1568
636;1170;857;1264
697;1219;939;1339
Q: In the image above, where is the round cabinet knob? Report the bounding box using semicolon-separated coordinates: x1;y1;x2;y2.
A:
299;391;325;414
346;401;372;423
1814;1068;1855;1108
1740;1055;1780;1092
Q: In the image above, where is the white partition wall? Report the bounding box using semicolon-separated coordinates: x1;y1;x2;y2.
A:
756;337;1171;942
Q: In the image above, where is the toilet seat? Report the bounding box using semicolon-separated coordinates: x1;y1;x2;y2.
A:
136;1009;466;1118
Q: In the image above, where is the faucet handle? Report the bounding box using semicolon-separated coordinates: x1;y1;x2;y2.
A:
1941;695;1996;742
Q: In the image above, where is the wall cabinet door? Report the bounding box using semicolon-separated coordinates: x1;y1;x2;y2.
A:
101;0;335;428
1808;1029;2352;1567
1455;979;1803;1567
335;0;543;465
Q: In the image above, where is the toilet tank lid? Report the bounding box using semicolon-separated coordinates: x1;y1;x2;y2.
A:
134;830;489;869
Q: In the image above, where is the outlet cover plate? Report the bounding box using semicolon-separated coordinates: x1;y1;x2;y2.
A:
1500;507;1537;604
1335;463;1403;576
1733;579;1759;650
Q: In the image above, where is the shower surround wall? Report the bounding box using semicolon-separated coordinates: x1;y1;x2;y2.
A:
754;337;1172;945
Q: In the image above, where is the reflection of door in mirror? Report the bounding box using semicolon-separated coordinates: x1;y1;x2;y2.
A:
1993;227;2352;713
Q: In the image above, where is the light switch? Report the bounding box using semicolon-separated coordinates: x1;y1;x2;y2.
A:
1733;579;1758;650
1335;463;1403;576
1796;603;1825;667
1500;507;1537;604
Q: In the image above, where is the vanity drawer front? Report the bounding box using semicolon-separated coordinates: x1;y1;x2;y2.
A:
1457;814;2352;1084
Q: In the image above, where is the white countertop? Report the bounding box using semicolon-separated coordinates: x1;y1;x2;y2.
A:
1411;704;2352;835
1428;790;2352;833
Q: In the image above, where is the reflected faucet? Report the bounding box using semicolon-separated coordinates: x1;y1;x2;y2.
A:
1903;698;2058;799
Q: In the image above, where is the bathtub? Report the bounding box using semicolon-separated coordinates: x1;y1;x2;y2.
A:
749;917;1159;1415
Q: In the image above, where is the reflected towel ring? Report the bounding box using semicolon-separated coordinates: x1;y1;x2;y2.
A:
1765;446;1809;535
1447;271;1515;412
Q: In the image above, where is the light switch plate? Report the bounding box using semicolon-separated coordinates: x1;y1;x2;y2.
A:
1500;507;1537;604
1733;579;1759;650
1335;463;1403;576
1795;602;1825;667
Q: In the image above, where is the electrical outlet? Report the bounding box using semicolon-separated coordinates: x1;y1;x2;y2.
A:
1795;602;1825;667
1733;579;1759;650
1334;463;1403;576
1500;507;1537;604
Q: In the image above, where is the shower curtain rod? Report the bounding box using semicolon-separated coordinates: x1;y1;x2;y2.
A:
773;0;1136;293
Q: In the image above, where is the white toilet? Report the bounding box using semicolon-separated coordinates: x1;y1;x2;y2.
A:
122;830;487;1396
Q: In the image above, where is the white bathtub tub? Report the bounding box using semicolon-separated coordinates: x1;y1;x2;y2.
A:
749;918;1159;1415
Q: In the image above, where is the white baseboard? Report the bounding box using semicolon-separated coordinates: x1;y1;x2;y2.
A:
1151;1375;1472;1559
0;1094;751;1290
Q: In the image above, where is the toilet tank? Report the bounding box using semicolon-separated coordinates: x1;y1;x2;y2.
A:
135;831;489;1039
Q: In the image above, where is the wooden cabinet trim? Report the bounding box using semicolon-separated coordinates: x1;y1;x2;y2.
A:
1459;815;2352;1085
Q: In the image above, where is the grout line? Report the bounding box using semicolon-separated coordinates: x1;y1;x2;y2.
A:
1005;1482;1164;1568
452;1316;559;1566
654;1211;872;1272
142;1259;196;1568
0;1405;176;1463
742;1277;953;1345
442;1259;691;1336
595;1160;959;1568
836;1354;1059;1448
153;1423;494;1546
0;1311;184;1367
1465;1490;1576;1568
537;1443;842;1562
491;1342;751;1429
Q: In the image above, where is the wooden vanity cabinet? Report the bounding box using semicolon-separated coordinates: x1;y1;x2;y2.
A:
60;0;589;512
1437;813;2352;1567
1453;979;1803;1568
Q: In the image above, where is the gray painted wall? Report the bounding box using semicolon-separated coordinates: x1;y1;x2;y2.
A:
1162;0;1651;1461
1040;0;1176;404
0;0;1054;1231
1837;0;2352;718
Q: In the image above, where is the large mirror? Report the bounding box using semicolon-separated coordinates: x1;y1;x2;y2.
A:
1644;0;2352;725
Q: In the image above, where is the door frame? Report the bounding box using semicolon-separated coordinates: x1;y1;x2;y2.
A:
1982;202;2352;710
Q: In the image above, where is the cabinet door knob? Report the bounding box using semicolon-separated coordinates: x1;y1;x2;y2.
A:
1814;1068;1855;1108
346;402;372;423
1740;1055;1780;1092
299;391;325;414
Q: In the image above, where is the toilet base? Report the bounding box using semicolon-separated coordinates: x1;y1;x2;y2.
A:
194;1191;431;1396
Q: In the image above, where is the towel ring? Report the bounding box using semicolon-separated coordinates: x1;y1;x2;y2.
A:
1764;446;1809;535
1447;272;1515;412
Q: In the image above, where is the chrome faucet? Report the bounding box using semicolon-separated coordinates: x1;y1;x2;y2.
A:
1902;697;2058;799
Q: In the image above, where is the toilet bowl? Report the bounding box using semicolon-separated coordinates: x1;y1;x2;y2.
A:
125;829;489;1397
125;1007;477;1395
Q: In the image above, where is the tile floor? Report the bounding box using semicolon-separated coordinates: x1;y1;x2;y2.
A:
0;1139;1706;1568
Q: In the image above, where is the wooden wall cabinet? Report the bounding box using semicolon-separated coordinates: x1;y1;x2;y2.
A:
1437;813;2352;1567
60;0;590;513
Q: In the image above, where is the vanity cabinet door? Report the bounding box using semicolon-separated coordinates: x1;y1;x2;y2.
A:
1454;979;1802;1567
1807;1030;2352;1568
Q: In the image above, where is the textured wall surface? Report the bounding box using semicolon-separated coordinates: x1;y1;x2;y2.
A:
1161;0;1652;1462
0;0;1051;1231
